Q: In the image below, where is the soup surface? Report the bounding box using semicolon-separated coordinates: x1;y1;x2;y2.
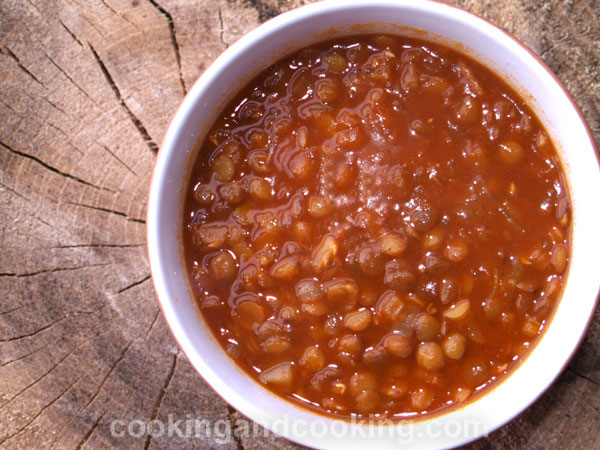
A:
183;35;571;419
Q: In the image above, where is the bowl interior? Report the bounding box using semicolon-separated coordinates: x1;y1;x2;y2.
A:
147;1;600;449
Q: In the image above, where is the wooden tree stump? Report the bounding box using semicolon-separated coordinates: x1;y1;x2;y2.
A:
0;0;598;448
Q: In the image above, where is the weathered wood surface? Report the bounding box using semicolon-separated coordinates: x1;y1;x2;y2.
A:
0;0;598;448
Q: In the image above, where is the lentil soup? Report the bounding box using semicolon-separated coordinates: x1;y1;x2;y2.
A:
183;35;571;419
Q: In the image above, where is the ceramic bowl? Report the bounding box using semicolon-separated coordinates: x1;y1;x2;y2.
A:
147;1;600;448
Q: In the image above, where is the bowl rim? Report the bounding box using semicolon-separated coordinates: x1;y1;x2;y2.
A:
147;0;600;448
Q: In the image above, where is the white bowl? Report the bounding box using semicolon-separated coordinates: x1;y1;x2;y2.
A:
147;1;600;448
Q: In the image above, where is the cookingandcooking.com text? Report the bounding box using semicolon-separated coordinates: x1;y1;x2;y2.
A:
110;414;487;444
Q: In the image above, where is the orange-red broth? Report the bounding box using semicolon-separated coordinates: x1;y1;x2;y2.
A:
183;35;570;419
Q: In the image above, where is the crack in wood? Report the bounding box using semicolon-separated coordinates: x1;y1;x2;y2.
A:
59;20;83;47
0;303;31;316
0;97;18;113
101;144;137;175
143;353;178;450
3;313;70;343
68;201;146;223
73;410;106;450
99;0;119;17
25;211;54;229
61;140;85;156
99;0;140;31
0;140;112;192
46;121;73;140
45;326;124;449
21;87;40;105
42;97;71;118
0;348;78;409
227;404;245;450
0;262;112;279
0;181;28;201
539;44;553;59
81;13;106;39
218;6;229;49
147;0;187;95
0;342;49;368
43;50;99;107
117;274;151;294
84;340;133;408
88;43;160;154
52;243;144;249
0;326;114;411
143;308;161;340
0;373;85;446
118;391;135;417
1;47;43;85
44;126;85;157
567;366;599;385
